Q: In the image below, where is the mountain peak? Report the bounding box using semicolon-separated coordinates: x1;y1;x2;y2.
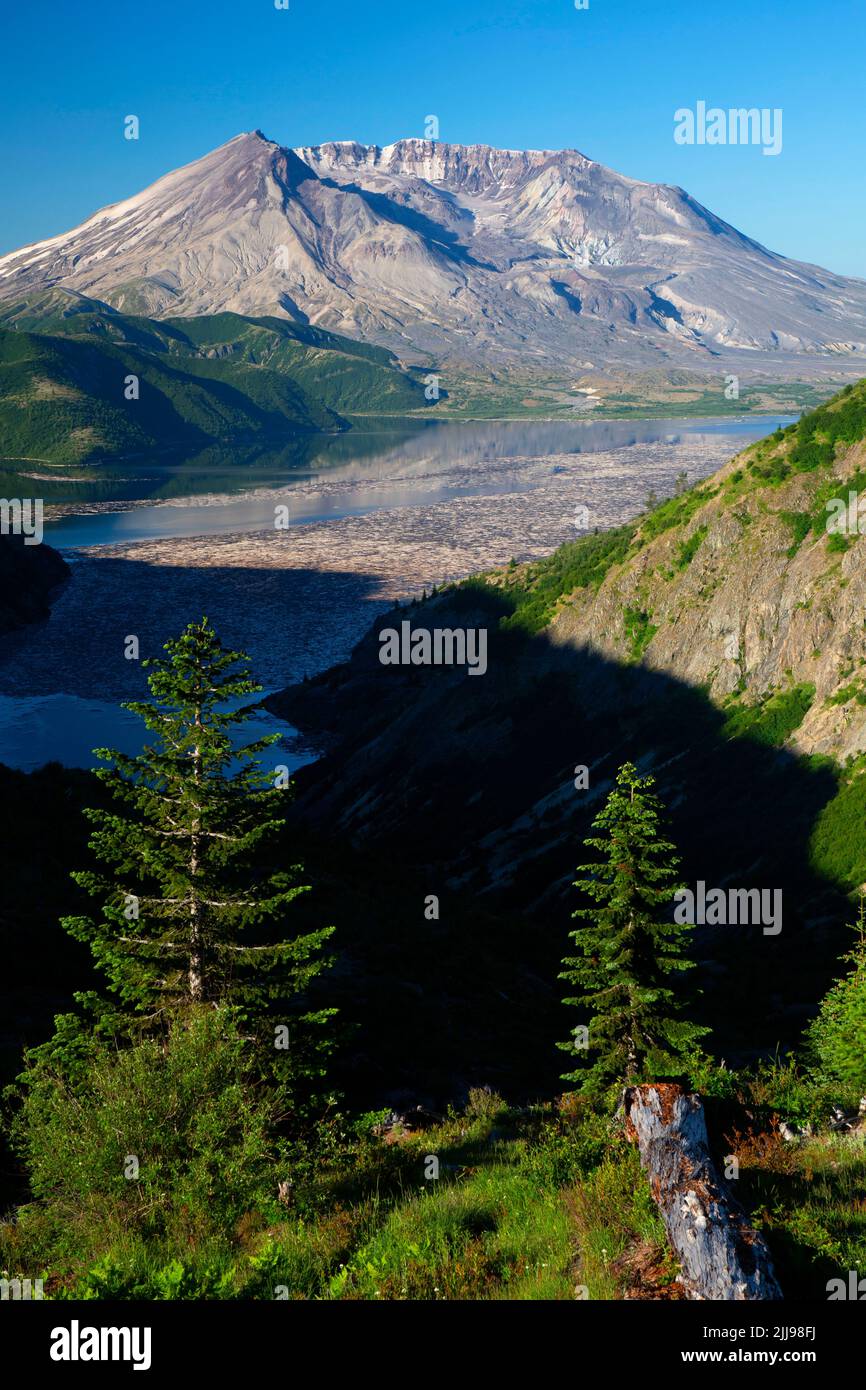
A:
1;133;864;374
217;129;283;154
296;138;595;190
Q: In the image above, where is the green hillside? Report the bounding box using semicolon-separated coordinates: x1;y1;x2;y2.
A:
0;292;428;464
470;377;866;631
266;375;866;1085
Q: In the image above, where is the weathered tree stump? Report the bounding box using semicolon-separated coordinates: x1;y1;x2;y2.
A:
622;1082;783;1301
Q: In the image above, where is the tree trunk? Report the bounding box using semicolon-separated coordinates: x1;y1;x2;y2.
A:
622;1082;783;1301
189;704;204;1002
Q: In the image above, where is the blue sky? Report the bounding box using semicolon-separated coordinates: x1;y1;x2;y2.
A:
2;0;864;276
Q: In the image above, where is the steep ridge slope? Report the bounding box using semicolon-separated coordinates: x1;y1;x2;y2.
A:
279;379;866;786
545;382;866;760
299;139;866;360
269;383;866;1066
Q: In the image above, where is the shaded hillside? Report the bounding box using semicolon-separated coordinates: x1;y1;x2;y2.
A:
0;292;428;464
268;381;866;1093
0;532;69;634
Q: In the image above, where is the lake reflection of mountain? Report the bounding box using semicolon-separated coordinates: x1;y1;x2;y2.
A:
3;414;793;511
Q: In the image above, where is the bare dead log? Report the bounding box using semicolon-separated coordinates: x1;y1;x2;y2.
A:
622;1082;783;1301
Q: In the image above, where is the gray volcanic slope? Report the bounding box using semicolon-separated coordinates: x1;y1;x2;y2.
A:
1;131;865;376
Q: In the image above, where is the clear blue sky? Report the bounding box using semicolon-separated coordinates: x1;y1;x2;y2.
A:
2;0;864;276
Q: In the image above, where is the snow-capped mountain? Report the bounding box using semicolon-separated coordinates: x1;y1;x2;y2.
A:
2;130;865;375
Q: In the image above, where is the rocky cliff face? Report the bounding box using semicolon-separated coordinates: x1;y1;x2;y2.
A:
548;396;866;761
2;132;865;378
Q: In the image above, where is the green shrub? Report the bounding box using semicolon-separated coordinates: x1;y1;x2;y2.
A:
745;1056;832;1125
674;523;708;570
622;606;658;661
488;525;636;635
638;486;713;543
9;1008;288;1265
58;1253;239;1301
567;1145;668;1298
518;1117;609;1188
464;1087;507;1121
826;682;866;707
779;510;811;557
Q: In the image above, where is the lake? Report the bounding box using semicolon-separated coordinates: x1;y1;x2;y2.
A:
0;414;795;771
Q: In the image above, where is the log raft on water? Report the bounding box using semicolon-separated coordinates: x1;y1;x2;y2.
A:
622;1082;783;1301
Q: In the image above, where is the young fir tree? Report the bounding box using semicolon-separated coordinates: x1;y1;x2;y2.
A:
805;893;866;1095
57;619;334;1072
559;761;708;1096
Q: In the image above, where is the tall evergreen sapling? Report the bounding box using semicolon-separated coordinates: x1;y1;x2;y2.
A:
559;761;708;1095
60;619;334;1063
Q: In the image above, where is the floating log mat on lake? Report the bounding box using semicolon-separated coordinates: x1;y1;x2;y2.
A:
622;1082;783;1301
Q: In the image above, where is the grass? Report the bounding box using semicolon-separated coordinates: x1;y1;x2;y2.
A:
732;1131;866;1297
722;682;816;748
0;1096;589;1301
0;1092;660;1302
329;1159;575;1301
636;486;715;544
565;1149;674;1299
623;605;659;662
809;758;866;891
419;372;837;423
4;1074;866;1301
459;524;636;635
673;523;708;570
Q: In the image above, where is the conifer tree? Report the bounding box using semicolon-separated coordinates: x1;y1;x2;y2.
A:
60;619;334;1055
806;893;866;1094
559;761;708;1095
